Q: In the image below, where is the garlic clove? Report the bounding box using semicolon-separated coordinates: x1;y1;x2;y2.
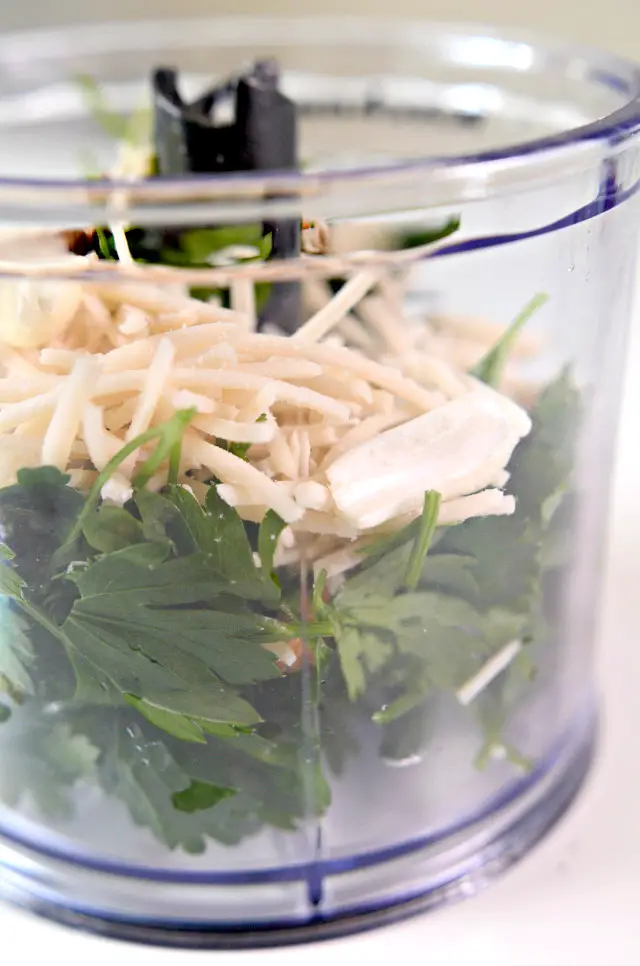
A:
326;392;531;530
0;278;84;349
0;236;86;350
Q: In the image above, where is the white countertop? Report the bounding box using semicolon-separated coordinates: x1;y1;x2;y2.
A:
2;310;640;964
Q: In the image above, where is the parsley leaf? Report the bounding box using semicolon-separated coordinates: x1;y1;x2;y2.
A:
82;504;145;553
0;710;98;820
0;467;84;592
258;510;287;577
507;368;581;525
97;721;241;853
61;542;280;705
176;226;270;264
0;601;35;698
399;216;461;249
326;367;580;771
76;74;152;157
471;293;549;387
435;515;541;613
172;780;236;814
75;73;131;141
139;484;280;604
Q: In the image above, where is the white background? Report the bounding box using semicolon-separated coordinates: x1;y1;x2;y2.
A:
1;1;640;961
0;0;639;61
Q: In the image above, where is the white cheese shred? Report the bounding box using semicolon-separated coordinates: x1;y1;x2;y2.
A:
41;358;100;468
0;229;541;562
456;641;523;707
120;337;175;473
292;269;382;343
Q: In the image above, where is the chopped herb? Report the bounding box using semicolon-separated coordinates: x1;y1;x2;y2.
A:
95;227;114;260
400;216;461;249
0;710;99;820
76;73;153;157
172;780;236;814
258;511;287;577
404;490;441;589
471;293;549;387
75;73;131;142
0;604;35;698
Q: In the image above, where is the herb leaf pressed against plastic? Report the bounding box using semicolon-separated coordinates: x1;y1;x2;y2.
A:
0;267;580;845
328;368;579;761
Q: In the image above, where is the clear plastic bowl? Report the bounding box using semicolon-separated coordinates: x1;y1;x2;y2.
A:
0;17;638;947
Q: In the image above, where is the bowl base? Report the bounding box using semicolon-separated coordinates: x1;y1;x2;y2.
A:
0;713;596;949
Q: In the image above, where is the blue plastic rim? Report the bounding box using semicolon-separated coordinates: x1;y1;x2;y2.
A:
0;706;597;887
0;18;639;220
0;710;597;948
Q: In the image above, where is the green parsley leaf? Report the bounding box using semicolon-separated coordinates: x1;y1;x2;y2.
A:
82;503;145;553
399;216;461;249
62;543;280;694
97;722;241;853
0;600;35;698
95;227;114;260
471;293;549;387
0;712;98;820
159;484;280;604
75;73;130;141
172;780;236;814
507;368;581;526
58;408;196;557
179;225;267;263
258;510;287;577
333;626;368;701
124;695;208;744
379;700;435;761
76;74;152;156
435;515;541;612
418;553;479;600
134;488;193;551
0;467;84;590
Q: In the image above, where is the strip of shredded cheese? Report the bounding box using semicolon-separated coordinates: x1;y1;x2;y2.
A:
41;358;100;468
0;229;543;563
293;269;382;343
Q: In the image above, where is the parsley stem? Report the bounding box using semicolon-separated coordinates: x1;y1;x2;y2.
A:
471;292;549;387
168;439;182;486
265;618;334;640
15;594;67;646
56;408;196;559
95;227;113;260
405;490;441;590
133;408;197;489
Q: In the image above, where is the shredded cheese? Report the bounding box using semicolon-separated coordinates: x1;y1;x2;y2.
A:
456;641;523;706
182;433;304;523
41;358;100;468
0;230;543;562
82;401;123;471
293;269;382;343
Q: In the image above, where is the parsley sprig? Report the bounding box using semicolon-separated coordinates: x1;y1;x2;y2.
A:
0;316;579;848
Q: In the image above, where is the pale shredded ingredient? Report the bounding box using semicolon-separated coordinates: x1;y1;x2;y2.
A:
456;640;523;706
41;358;100;469
0;229;542;563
